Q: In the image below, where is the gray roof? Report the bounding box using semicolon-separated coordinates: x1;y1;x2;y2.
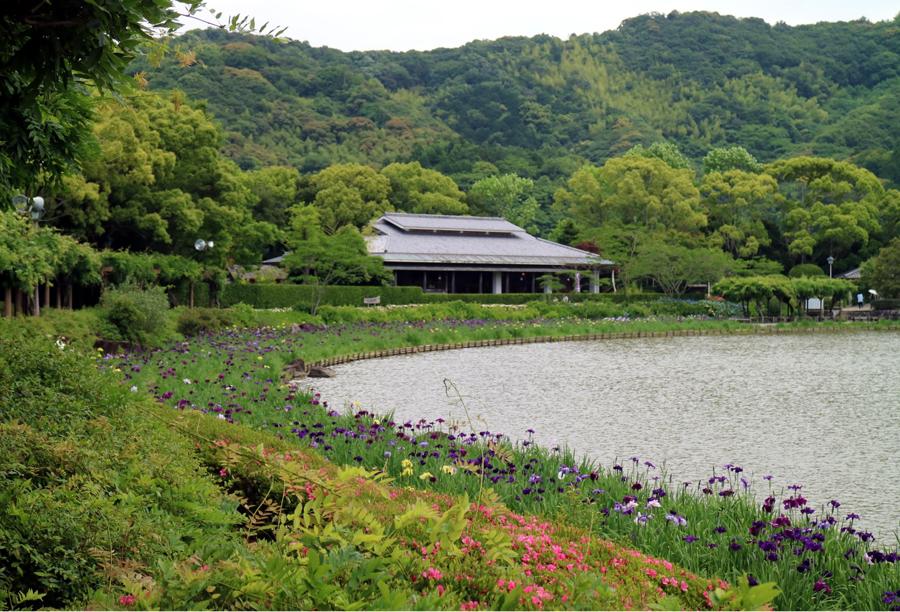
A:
837;267;861;279
380;212;521;234
367;213;611;267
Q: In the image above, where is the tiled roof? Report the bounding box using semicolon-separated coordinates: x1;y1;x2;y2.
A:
380;212;521;234
368;213;611;267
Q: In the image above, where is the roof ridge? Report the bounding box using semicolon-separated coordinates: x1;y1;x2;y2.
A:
381;212;510;221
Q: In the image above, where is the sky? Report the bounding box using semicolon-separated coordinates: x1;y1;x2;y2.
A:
185;0;899;52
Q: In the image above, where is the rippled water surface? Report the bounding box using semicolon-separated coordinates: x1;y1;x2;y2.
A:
310;332;900;539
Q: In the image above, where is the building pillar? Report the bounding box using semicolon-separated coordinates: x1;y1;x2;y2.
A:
492;271;503;294
574;272;581;293
450;271;456;293
590;270;600;293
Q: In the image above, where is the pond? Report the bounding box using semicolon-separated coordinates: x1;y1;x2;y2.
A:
309;331;900;540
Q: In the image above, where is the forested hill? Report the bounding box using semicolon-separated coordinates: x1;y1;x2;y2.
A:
135;11;900;187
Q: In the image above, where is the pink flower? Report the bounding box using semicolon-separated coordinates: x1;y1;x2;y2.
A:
436;584;446;597
681;581;689;592
422;567;443;581
118;594;136;606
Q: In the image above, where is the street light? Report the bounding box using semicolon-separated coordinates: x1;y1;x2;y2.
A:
13;194;44;222
190;238;214;308
826;255;834;278
194;238;214;252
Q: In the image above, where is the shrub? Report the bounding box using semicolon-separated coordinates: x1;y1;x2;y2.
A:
100;284;173;346
788;264;826;278
176;307;235;336
0;333;240;608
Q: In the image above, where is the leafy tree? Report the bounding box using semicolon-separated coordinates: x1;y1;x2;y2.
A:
283;205;389;313
307;164;391;234
767;157;884;262
702;146;763;174
0;0;281;199
791;276;855;315
555;157;706;234
712;275;796;319
242;166;300;227
701;170;778;258
630;243;733;296
861;238;900;298
468;174;540;231
625;142;693;170
48;91;279;264
381;162;467;215
548;219;580;246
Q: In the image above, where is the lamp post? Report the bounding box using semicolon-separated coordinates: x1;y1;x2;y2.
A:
11;195;46;316
826;255;834;278
191;238;214;308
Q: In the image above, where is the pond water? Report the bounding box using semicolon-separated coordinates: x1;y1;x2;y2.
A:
309;331;900;540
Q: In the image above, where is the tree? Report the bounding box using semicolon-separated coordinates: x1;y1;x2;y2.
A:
1;1;281;198
283;205;389;313
712;275;796;319
468;174;540;232
548;219;580;246
625;142;693;170
766;157;884;262
381;162;468;215
307;164;391;233
701;170;778;258
242;166;300;227
630;243;733;296
702;146;762;174
555;157;706;234
48;91;279;264
861;238;900;298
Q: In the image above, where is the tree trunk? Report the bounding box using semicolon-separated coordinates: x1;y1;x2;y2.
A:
67;284;74;309
16;289;23;316
4;288;11;318
44;283;51;310
33;286;40;317
56;280;62;308
189;281;195;308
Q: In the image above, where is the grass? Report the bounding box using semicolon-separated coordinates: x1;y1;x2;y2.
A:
100;312;900;610
2;320;732;611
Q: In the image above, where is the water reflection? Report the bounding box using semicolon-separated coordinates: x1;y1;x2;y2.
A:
311;332;900;539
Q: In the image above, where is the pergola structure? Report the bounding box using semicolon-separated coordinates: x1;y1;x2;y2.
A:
366;213;614;294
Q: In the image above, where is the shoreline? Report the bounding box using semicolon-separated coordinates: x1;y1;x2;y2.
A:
305;320;899;370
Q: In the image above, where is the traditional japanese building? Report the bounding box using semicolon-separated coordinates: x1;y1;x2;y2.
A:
365;213;614;294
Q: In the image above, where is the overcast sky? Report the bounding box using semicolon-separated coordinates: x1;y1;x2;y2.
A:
186;0;899;52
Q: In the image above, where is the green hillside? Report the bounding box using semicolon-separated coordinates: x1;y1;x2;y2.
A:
135;12;900;186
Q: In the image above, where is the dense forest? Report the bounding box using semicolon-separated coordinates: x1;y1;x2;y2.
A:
8;11;898;301
134;12;900;188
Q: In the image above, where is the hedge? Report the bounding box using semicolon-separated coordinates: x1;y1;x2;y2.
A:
220;284;423;308
219;283;671;309
873;299;900;310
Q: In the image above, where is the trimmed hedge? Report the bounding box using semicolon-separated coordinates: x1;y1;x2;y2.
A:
873;299;900;310
220;284;423;308
221;282;667;309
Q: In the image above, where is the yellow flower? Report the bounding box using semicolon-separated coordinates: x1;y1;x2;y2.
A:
419;472;434;481
401;459;413;469
401;467;413;477
441;465;456;475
